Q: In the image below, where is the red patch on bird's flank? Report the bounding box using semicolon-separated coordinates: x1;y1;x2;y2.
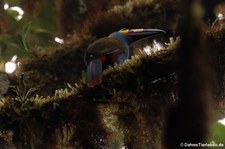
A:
101;55;106;64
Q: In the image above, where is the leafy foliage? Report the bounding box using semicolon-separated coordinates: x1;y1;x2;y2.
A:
209;122;225;145
0;0;58;61
9;22;31;54
16;74;39;101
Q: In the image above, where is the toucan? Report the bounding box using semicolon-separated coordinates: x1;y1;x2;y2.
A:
84;28;166;87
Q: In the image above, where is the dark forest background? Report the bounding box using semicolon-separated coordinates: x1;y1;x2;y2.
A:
0;0;225;149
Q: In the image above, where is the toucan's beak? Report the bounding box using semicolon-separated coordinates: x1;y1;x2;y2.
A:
109;28;166;47
121;28;166;45
126;29;166;37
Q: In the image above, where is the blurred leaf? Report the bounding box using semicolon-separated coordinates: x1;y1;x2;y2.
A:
4;0;20;6
17;33;30;52
208;122;225;148
1;0;57;61
5;9;20;20
21;22;31;36
25;87;39;99
17;22;31;52
27;1;57;35
8;42;22;50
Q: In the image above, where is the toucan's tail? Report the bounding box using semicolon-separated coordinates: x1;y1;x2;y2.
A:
86;59;103;87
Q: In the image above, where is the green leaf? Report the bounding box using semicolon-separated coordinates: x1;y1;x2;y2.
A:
8;42;23;51
208;122;225;149
17;22;32;51
22;22;32;38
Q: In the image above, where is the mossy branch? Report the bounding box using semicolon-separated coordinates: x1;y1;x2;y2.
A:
0;36;180;148
0;29;224;148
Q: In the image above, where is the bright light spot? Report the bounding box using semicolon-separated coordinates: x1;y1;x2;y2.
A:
5;55;18;74
11;55;17;62
4;5;24;20
5;6;24;20
54;37;64;44
4;3;9;10
143;46;152;55
17;15;23;20
218;117;225;126
217;13;224;21
153;40;163;51
8;6;24;15
5;62;16;74
143;40;164;56
121;145;127;149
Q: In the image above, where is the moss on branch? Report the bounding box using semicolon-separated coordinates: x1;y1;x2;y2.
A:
0;27;224;149
0;36;179;148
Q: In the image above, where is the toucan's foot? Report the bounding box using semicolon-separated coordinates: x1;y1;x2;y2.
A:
87;76;102;88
